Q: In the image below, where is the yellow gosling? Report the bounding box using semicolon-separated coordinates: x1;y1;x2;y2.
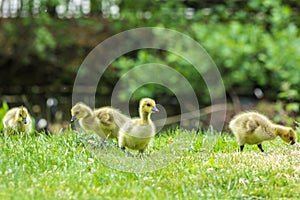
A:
70;102;106;138
118;98;159;156
2;106;32;134
229;111;297;152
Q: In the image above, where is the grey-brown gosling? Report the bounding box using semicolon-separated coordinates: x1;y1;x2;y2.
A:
70;102;129;139
2;106;32;134
229;111;297;152
118;98;159;156
70;102;106;138
94;106;130;139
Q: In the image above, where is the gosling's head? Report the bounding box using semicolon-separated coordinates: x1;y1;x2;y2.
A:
278;127;297;145
139;98;159;114
70;102;91;123
16;106;28;124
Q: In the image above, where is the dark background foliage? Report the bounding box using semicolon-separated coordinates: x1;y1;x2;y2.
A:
1;0;300;126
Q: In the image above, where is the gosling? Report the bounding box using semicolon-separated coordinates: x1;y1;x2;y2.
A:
2;106;32;134
70;102;129;139
70;102;106;138
229;111;297;152
118;98;159;156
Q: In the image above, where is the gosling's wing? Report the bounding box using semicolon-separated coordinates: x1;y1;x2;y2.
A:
118;119;154;151
2;108;18;127
230;113;260;134
95;107;130;127
119;119;134;133
243;119;260;134
120;119;155;138
244;113;275;134
95;108;112;126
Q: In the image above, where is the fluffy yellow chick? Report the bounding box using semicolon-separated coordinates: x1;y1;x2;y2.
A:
94;106;130;139
70;102;106;138
229;111;297;152
2;106;32;134
118;98;159;155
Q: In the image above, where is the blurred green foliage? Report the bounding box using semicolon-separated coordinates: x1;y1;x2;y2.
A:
0;102;9;132
112;0;300;103
1;0;300;105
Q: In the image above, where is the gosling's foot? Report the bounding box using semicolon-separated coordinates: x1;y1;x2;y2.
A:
126;151;133;157
87;138;109;149
137;153;144;160
121;147;133;157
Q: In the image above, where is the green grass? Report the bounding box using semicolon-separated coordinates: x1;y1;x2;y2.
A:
0;129;299;199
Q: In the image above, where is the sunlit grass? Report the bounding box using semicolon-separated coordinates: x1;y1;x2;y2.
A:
0;129;299;199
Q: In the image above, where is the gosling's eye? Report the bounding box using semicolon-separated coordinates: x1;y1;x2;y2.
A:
19;114;22;117
75;111;79;115
290;136;294;140
146;103;151;107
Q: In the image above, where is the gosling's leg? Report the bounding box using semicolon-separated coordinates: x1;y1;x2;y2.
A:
138;150;145;159
240;145;244;152
99;138;108;148
121;147;133;157
257;144;264;152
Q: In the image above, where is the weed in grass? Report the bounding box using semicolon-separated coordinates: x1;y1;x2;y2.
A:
0;102;9;132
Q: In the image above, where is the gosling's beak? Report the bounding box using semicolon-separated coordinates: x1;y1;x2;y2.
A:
70;116;76;123
290;141;296;145
22;118;27;124
151;106;159;113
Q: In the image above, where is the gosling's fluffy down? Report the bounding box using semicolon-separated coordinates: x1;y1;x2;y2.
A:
70;102;106;138
94;106;130;139
229;111;297;152
2;106;32;134
70;102;129;139
118;98;159;155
